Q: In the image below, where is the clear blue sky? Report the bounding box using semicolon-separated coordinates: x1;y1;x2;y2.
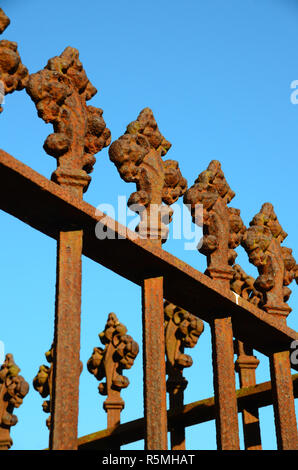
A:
0;0;298;450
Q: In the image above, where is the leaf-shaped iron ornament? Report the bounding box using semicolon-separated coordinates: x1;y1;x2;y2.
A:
164;301;204;394
0;354;29;450
231;264;263;307
109;108;187;244
26;47;111;197
87;313;139;428
184;160;246;287
33;346;53;430
0;9;29;113
242;202;297;320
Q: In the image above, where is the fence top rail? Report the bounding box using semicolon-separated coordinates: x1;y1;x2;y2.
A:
0;149;297;359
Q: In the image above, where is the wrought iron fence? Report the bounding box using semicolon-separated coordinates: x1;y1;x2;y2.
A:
0;8;297;451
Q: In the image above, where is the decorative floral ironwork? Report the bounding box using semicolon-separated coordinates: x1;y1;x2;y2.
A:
184;160;245;285
242;202;297;319
0;9;29;113
164;301;204;393
0;9;10;33
33;346;53;430
87;313;139;427
26;47;111;196
109;108;187;243
231;264;263;307
0;354;29;449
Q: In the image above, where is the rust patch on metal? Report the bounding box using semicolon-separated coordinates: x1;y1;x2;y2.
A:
0;354;29;450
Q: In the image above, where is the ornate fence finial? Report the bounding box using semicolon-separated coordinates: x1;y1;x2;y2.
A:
87;313;139;429
164;300;204;394
109;108;187;244
184;160;245;287
0;9;29;113
164;301;204;449
0;353;29;450
26;47;111;197
242;202;297;321
33;346;53;430
0;9;10;33
231;264;263;307
230;264;262;380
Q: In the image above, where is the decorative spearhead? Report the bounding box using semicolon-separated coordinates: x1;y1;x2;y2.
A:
242;202;297;320
109;108;187;244
0;354;29;449
184;160;245;287
87;313;139;427
0;9;29;113
26;47;111;197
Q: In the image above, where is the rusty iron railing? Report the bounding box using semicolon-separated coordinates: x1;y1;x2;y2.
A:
0;8;297;451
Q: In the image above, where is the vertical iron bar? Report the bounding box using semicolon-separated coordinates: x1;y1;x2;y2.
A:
49;229;83;450
142;276;167;450
235;341;262;450
211;316;240;450
270;350;298;450
169;390;185;449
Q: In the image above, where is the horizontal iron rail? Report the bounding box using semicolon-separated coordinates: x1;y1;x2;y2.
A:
77;374;298;449
1;149;298;358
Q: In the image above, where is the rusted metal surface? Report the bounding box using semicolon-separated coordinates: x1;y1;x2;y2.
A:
185;161;244;449
33;346;53;430
109;110;188;450
0;9;10;33
0;9;29;114
210;317;240;450
231;264;263;307
26;47;111;197
184;160;245;287
87;313;139;435
109;107;187;243
0;150;297;359
270;351;298;449
0;354;29;450
231;265;262;449
164;301;204;449
234;341;262;450
142;276;167;450
77;373;298;450
49;229;83;450
242;203;297;320
0;10;298;449
24;46;111;450
243;203;298;450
